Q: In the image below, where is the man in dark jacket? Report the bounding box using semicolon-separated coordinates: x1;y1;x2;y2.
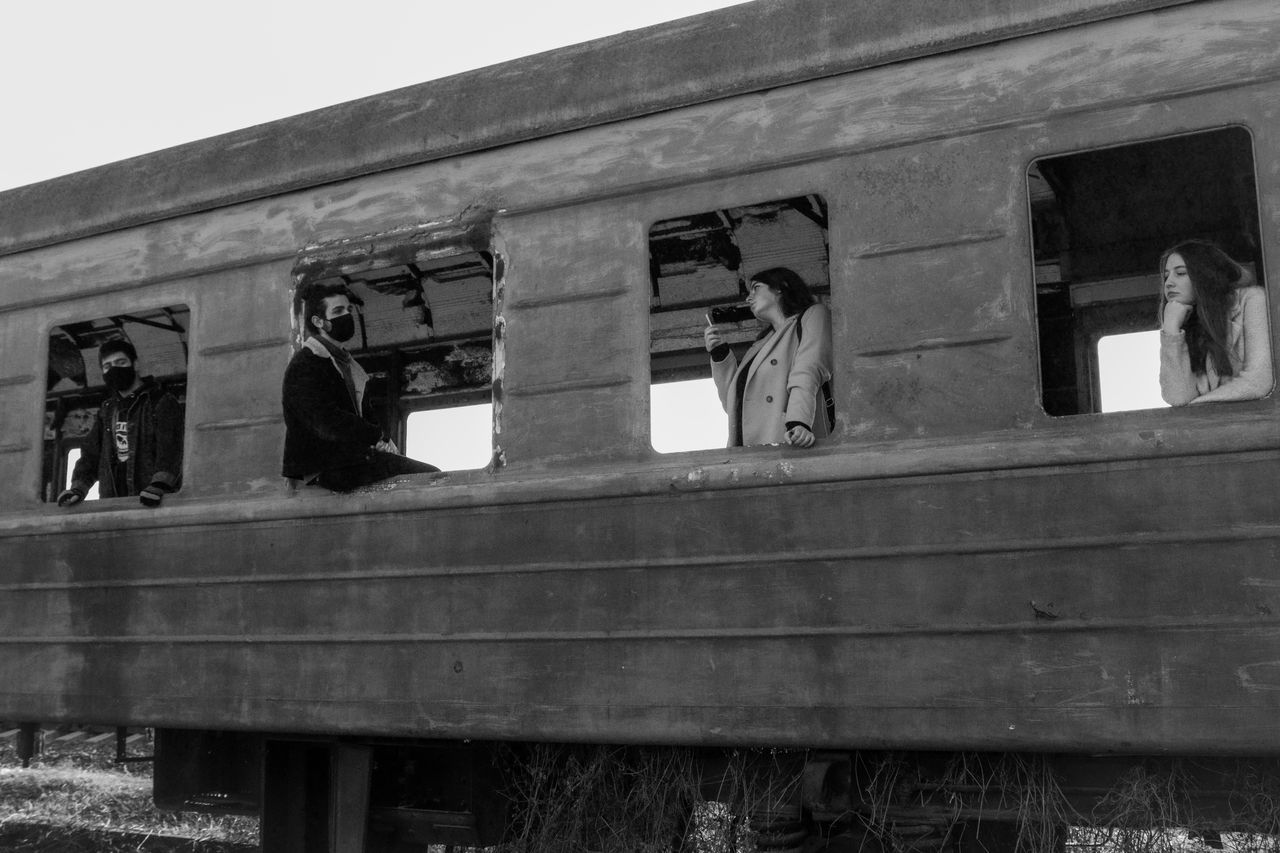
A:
57;339;183;507
282;283;438;491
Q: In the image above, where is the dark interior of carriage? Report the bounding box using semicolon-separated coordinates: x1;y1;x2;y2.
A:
42;306;190;502
1030;126;1265;416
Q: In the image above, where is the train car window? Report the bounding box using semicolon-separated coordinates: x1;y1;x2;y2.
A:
63;449;101;500
44;305;189;503
1097;331;1165;413
1030;127;1266;415
298;251;495;473
648;195;831;452
405;402;492;471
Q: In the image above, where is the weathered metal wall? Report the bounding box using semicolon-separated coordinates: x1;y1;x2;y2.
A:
1;449;1277;753
0;0;1276;756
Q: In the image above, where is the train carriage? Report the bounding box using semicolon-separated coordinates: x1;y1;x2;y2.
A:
1;0;1278;849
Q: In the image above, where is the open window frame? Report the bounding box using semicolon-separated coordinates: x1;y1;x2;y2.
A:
291;221;498;475
647;194;832;453
43;304;191;504
1029;126;1267;417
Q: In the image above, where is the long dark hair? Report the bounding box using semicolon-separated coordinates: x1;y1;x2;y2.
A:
751;267;817;319
1160;240;1248;376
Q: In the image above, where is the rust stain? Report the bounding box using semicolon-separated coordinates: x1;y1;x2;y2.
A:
1237;661;1280;692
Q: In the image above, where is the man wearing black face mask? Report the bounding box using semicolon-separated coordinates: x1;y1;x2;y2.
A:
282;283;439;491
58;339;184;507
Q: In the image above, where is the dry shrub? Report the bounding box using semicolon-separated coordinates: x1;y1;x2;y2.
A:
493;744;806;853
496;744;699;852
849;753;1280;853
1075;762;1198;853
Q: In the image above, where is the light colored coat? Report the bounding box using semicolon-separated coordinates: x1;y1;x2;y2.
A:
711;304;834;446
1160;286;1273;405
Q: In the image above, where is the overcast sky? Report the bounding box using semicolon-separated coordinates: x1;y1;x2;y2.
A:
0;0;750;192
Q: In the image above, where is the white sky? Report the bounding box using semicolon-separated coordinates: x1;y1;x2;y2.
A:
0;0;751;193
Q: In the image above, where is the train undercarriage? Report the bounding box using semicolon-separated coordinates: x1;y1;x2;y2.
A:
147;729;1280;852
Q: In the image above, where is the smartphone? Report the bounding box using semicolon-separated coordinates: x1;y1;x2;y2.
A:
708;304;754;324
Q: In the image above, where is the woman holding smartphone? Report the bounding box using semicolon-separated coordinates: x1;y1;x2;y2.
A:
703;267;834;448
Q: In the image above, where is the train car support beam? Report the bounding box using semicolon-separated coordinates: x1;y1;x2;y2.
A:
331;744;373;853
261;739;372;853
16;722;39;768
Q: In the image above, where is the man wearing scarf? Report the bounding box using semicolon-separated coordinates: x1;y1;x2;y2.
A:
282;283;439;491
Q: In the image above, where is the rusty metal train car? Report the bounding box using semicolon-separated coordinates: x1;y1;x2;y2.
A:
1;0;1278;849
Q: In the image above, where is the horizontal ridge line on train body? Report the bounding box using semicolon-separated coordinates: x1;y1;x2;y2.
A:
3;523;1277;592
0;373;36;388
504;287;630;310
2;442;1278;539
854;334;1015;358
504;374;632;397
1;616;1276;645
197;337;291;357
194;415;284;432
851;230;1008;259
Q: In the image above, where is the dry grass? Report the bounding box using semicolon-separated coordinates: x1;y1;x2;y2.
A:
6;734;1278;853
493;745;807;853
855;752;1280;853
0;732;257;852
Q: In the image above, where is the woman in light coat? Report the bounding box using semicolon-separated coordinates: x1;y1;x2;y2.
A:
1159;239;1273;406
704;267;834;448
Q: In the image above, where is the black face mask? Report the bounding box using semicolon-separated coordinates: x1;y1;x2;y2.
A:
103;365;137;393
326;314;356;343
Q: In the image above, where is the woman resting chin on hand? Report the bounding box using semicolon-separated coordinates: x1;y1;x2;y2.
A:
1158;240;1273;406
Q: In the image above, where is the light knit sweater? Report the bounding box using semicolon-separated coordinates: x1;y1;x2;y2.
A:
1159;286;1273;405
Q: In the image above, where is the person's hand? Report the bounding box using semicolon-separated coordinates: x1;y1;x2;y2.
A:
56;487;85;507
375;439;399;454
1162;300;1193;334
785;425;815;448
704;324;725;353
139;480;173;507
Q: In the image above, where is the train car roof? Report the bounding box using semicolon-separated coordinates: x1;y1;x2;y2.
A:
0;0;1191;257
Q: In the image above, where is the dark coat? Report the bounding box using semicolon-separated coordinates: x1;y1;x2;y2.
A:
70;378;184;498
281;342;383;480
